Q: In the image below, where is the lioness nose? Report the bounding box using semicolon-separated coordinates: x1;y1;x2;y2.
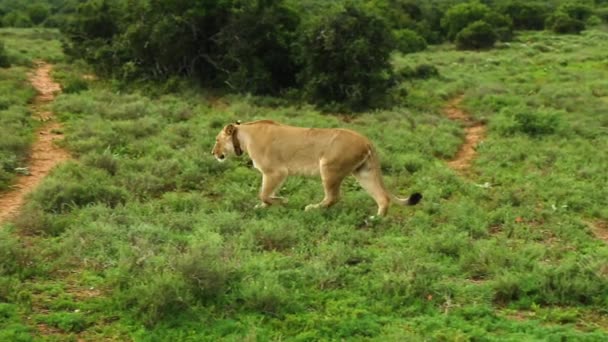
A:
219;154;225;160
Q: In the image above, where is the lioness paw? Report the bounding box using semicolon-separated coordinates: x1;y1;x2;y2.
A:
304;204;319;211
254;202;269;209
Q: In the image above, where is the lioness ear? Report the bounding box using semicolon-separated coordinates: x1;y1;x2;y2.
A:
225;124;236;135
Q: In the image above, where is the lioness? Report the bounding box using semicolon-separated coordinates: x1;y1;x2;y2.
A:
211;120;421;216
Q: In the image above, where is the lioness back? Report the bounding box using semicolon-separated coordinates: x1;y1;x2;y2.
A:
241;121;372;176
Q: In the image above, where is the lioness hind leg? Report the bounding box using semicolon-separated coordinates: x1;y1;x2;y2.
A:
258;170;288;208
305;164;346;212
353;167;390;216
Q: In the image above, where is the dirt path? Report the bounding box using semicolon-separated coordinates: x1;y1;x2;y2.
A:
0;62;70;224
443;95;486;172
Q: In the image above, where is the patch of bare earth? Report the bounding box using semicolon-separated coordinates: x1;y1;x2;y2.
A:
0;62;70;224
587;220;608;243
443;95;486;172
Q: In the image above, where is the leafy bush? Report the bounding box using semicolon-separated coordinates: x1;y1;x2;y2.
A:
394;29;427;54
29;163;128;214
559;2;594;21
0;41;10;68
499;1;548;30
298;5;395;111
546;11;586;34
1;11;32;28
442;2;512;45
456;20;497;50
398;64;440;80
442;2;492;41
598;7;608;23
214;1;300;95
494;108;563;137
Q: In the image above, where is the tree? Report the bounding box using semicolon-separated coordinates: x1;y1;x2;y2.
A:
297;5;396;111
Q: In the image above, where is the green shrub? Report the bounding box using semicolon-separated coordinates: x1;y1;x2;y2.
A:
546;11;586;34
62;76;89;94
442;2;492;41
0;41;10;68
29;163;128;214
1;11;33;28
398;64;440;80
499;1;548;30
559;2;594;21
598;7;608;23
494;108;563;137
214;1;300;95
298;5;395;111
394;29;427;54
456;21;497;50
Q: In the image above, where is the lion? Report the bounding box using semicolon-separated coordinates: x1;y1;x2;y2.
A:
211;120;421;216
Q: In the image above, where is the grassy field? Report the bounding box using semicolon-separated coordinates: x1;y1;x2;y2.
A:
1;28;607;341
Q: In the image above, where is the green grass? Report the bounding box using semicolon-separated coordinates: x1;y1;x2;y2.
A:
1;28;608;340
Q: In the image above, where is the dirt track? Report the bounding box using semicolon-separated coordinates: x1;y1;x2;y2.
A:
0;62;70;224
443;95;486;172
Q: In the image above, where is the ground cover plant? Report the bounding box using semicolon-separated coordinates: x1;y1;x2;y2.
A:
0;21;607;340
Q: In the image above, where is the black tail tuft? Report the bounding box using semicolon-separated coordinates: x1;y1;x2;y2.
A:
408;192;422;205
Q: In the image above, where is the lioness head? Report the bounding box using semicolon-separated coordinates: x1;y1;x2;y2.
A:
211;123;242;162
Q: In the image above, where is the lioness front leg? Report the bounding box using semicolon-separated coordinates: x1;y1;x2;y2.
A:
255;170;288;209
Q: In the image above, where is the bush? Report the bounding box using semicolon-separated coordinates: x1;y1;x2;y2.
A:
559;2;594;21
1;11;33;28
442;2;512;44
546;11;586;34
598;8;608;23
394;29;427;54
0;41;10;68
499;1;548;30
398;64;440;80
442;2;492;41
456;20;497;50
298;5;396;111
214;1;300;95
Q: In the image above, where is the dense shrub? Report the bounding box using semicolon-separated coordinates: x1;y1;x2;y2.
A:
0;40;9;68
214;1;300;94
442;2;492;41
398;64;440;80
1;11;32;28
598;7;608;23
456;20;497;50
559;2;594;21
394;29;427;54
546;11;586;34
499;1;548;30
297;5;396;111
442;2;512;44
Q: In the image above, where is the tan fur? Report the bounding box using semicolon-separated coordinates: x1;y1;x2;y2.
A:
212;120;419;216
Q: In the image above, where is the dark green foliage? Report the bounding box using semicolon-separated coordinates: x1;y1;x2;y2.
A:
26;3;50;25
560;2;594;21
546;11;586;34
598;7;608;22
499;1;548;30
442;2;512;44
456;20;497;50
297;5;396;111
398;63;440;80
0;40;9;67
214;1;300;94
394;28;427;54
